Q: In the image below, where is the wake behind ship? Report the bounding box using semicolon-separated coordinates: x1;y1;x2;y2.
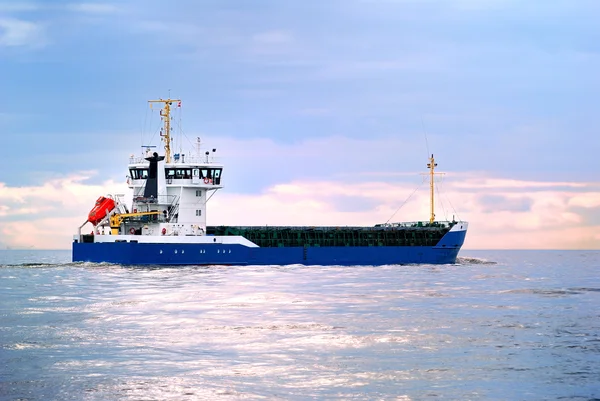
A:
72;98;468;265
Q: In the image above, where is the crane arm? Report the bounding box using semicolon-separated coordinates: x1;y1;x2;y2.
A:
109;211;161;235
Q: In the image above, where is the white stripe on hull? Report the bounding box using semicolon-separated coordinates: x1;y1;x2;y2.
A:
75;234;259;247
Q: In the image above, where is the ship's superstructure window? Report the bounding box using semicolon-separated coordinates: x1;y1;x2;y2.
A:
200;168;223;185
177;169;192;179
165;167;222;184
213;169;222;184
195;190;202;197
129;168;149;179
165;168;193;179
196;210;202;216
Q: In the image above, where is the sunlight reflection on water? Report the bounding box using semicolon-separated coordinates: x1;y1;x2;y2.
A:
1;250;599;400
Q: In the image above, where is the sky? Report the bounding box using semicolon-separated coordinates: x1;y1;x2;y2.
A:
1;0;599;250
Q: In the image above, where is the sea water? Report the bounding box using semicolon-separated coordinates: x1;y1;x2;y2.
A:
0;250;599;400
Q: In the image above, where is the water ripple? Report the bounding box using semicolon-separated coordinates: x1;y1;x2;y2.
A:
0;250;599;400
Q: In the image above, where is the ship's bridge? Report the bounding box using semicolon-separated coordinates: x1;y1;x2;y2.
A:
128;151;224;189
127;164;223;187
164;165;222;186
126;152;223;230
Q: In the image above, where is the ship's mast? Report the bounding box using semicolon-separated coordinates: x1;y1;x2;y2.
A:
148;98;181;163
427;154;437;224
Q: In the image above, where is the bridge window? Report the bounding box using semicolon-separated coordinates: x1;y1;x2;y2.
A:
199;168;223;185
165;168;193;179
165;167;222;184
129;168;149;179
212;168;222;185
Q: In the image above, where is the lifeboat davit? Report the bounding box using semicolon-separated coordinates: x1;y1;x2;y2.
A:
88;196;116;226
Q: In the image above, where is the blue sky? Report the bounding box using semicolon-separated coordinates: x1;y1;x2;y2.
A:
1;0;599;249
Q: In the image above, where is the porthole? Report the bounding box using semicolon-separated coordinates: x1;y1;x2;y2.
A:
217;249;220;253
159;250;163;254
175;250;178;254
182;250;185;254
228;250;231;254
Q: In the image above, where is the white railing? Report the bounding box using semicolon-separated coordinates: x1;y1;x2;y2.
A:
128;155;223;165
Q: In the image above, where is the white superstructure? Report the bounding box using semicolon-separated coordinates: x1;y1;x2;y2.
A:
75;98;229;243
125;151;223;237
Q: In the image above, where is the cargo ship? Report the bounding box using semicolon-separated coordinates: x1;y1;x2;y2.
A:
72;98;468;265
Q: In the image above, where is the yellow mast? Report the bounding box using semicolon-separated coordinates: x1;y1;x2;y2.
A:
148;98;181;163
427;154;437;224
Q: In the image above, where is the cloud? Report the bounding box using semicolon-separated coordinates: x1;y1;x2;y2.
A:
0;168;598;250
0;2;119;14
478;195;533;213
66;3;119;14
1;0;599;252
0;3;40;12
455;178;590;192
0;172;128;249
0;3;119;52
0;17;45;47
568;193;600;209
207;176;600;250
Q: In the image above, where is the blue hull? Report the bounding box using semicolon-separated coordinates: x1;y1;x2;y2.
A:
72;229;466;266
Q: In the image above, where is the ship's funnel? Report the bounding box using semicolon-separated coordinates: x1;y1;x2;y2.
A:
144;152;165;200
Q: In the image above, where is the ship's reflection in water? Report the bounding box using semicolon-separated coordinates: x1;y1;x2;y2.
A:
2;251;599;400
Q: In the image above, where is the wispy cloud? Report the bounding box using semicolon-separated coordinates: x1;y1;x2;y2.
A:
2;0;599;252
66;3;119;14
1;171;598;250
0;172;128;249
0;2;119;14
0;3;40;12
455;178;590;191
207;175;600;250
0;2;119;50
0;17;45;47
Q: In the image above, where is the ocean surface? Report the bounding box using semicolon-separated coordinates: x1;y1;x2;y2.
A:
0;250;599;401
